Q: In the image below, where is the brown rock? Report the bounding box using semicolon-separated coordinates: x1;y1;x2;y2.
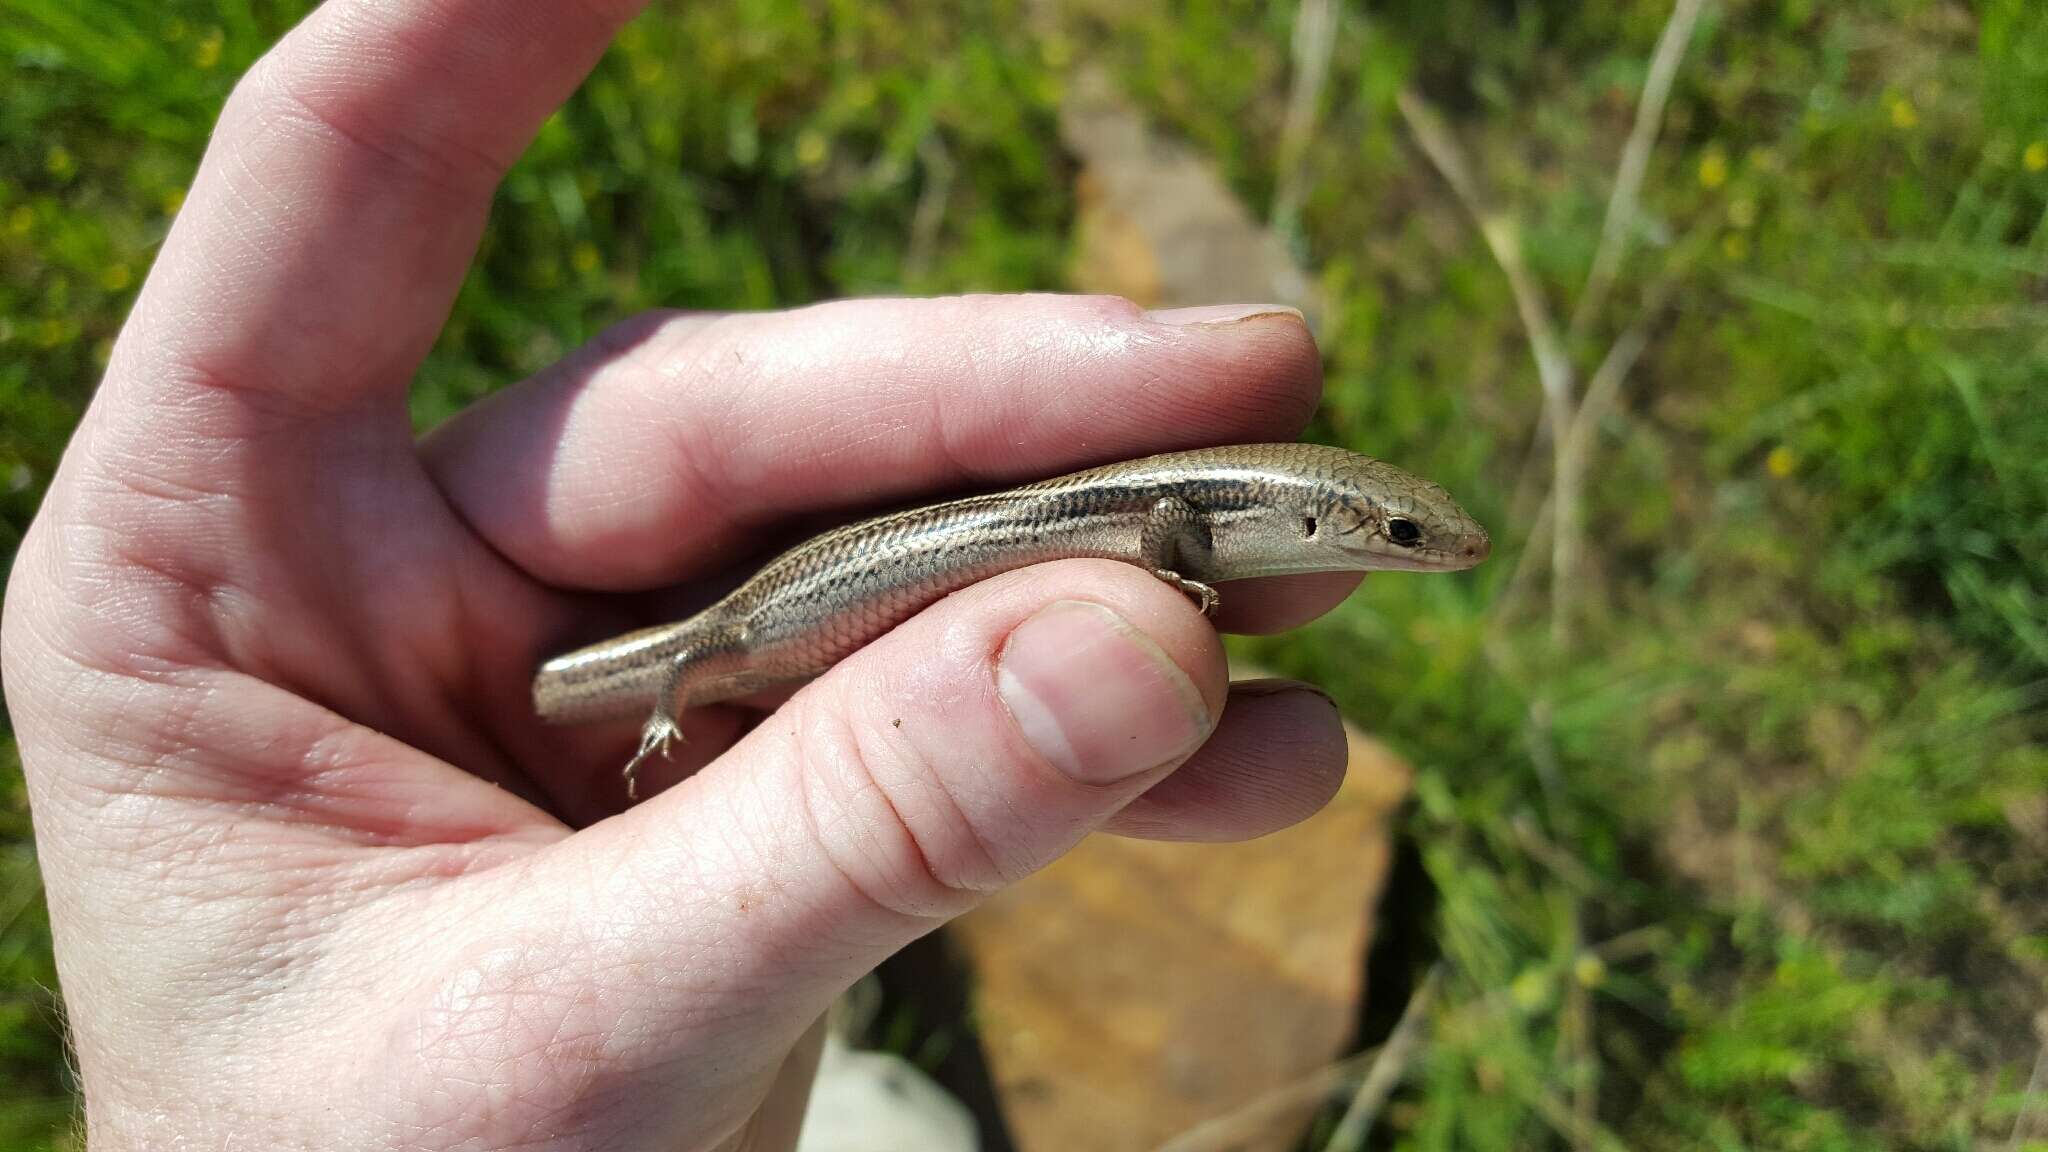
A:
951;667;1410;1152
1061;67;1320;328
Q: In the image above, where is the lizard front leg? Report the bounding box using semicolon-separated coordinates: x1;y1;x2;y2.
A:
1138;496;1220;616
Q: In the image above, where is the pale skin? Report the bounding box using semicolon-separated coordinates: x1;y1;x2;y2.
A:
0;3;1369;1150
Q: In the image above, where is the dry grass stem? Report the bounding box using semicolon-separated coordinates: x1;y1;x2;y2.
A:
904;132;956;282
1325;964;1444;1151
1571;0;1710;340
2009;1038;2047;1149
1396;88;1582;643
1523;1083;1632;1152
1155;1045;1382;1152
1272;0;1338;244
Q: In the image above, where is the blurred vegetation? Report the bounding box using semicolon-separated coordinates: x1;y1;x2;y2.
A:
2;0;2045;1150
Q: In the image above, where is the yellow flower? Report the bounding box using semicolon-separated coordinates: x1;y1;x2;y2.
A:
1766;446;1796;479
1510;968;1553;1011
195;27;223;70
571;242;602;274
794;130;829;171
1671;982;1699;1014
2025;141;2048;173
1574;954;1607;989
1888;96;1917;131
1698;148;1728;190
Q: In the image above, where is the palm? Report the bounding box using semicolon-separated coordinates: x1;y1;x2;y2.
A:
51;380;793;1148
157;358;791;835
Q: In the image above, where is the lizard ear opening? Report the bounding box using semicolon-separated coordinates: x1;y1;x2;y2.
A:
1302;515;1318;538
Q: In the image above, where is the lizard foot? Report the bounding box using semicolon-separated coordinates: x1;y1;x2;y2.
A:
623;712;686;801
1152;569;1221;617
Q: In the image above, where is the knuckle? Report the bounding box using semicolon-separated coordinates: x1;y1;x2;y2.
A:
229;48;503;202
787;698;1012;922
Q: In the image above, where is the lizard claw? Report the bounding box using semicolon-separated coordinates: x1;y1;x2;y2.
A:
1153;569;1221;617
623;714;685;801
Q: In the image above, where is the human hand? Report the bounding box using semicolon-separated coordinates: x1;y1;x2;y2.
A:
0;4;1357;1149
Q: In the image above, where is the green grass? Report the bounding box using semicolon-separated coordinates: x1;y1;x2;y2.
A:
3;1;2046;1149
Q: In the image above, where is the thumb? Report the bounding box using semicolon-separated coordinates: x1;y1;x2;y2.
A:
489;559;1226;1144
633;554;1224;964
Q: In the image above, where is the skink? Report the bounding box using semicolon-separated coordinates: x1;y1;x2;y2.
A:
532;442;1491;793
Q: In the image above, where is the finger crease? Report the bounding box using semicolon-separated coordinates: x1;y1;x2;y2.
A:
250;63;508;204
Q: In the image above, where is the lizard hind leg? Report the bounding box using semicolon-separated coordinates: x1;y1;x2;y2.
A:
622;709;685;801
621;630;747;801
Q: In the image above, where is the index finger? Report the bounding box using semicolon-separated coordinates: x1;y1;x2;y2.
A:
109;0;645;420
418;295;1328;589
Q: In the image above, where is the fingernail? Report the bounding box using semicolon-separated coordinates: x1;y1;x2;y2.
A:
1145;302;1304;327
1229;677;1335;706
997;600;1213;784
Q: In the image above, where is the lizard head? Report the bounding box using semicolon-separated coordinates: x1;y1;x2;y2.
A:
1315;456;1491;573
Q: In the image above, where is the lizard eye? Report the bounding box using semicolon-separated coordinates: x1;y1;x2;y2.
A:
1387;518;1423;546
